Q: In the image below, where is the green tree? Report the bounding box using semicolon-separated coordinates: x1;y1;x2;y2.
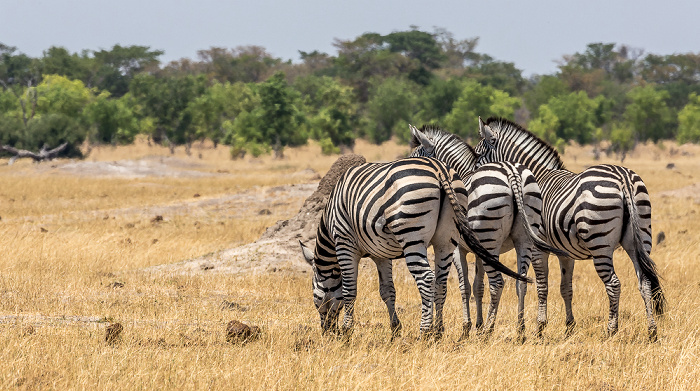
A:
444;80;520;139
84;92;139;144
130;73;207;153
465;54;525;96
189;81;259;147
528;105;565;152
677;93;700;144
40;46;92;83
545;91;599;144
623;85;674;142
417;77;463;124
295;75;358;152
365;77;419;144
255;72;305;157
523;75;569;115
92;44;164;97
383;29;444;85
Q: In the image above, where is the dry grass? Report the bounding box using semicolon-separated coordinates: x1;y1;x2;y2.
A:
1;138;700;390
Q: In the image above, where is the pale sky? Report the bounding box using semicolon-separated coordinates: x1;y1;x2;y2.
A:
2;0;699;76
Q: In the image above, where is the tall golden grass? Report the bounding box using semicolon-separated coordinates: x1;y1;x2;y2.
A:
1;138;699;390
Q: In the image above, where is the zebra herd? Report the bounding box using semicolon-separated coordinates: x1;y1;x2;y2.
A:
300;117;665;342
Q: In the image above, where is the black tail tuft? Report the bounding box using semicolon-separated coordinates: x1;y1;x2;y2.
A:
637;246;666;316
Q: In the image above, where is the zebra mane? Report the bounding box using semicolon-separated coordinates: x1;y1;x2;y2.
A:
409;124;477;160
484;117;566;170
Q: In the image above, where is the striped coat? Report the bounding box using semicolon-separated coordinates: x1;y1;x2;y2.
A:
300;157;526;338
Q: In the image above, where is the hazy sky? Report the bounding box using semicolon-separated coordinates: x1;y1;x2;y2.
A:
3;0;699;76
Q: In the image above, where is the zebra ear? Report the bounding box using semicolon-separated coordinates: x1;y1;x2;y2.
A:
478;117;497;143
410;124;435;155
299;240;315;266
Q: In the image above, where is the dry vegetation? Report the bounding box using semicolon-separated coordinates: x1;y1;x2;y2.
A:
1;137;700;390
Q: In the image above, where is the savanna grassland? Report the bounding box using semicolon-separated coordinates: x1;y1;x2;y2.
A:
1;138;700;390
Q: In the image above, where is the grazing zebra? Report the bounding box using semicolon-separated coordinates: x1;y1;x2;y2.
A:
409;125;567;339
299;157;527;338
474;117;665;340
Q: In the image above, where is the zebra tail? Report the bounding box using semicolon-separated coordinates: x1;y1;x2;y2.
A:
505;166;570;258
621;173;665;316
437;166;531;283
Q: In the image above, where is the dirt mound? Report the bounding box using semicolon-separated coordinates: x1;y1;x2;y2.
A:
147;154;366;275
260;154;367;244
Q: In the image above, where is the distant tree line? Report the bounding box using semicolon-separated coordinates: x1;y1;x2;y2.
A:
2;28;700;160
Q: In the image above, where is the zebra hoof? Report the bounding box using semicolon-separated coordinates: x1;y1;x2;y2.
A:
648;326;658;343
390;323;402;341
565;320;576;338
537;321;547;338
457;322;472;342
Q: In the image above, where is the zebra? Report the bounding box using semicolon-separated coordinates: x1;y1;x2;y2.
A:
299;157;528;339
473;116;665;341
409;124;568;339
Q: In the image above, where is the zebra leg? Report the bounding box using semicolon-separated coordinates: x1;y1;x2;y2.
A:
403;248;435;339
593;253;621;338
453;246;472;341
480;261;504;335
559;256;576;337
514;243;533;341
338;252;362;337
530;249;550;338
373;258;402;339
432;245;454;340
473;257;485;331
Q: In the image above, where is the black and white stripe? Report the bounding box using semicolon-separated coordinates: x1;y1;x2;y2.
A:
300;157;527;338
409;125;565;338
474;117;665;340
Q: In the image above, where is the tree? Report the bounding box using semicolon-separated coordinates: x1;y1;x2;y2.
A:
189;81;259;147
417;77;463;124
92;44;164;97
383;29;444;85
333;33;411;102
444;80;520;139
255;72;305;157
544;91;599;144
465;54;525;96
523;75;569;115
130;73;207;153
84;92;138;144
623;85;674;142
0;43;40;89
677;93;700;144
528;105;565;152
365;77;419;144
295;75;358;153
40;46;92;83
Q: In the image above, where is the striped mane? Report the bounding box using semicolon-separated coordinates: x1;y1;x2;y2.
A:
484;117;566;170
410;124;477;162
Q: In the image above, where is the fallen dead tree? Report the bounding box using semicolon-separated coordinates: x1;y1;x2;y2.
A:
2;143;68;165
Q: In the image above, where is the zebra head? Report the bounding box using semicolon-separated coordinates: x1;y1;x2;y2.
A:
409;124;478;175
474;116;499;168
299;240;342;333
474;116;566;176
409;124;436;158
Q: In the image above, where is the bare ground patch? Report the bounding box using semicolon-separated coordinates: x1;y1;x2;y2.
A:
143;154;367;275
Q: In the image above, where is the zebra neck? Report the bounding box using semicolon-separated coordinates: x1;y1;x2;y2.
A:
314;212;338;260
436;144;476;178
